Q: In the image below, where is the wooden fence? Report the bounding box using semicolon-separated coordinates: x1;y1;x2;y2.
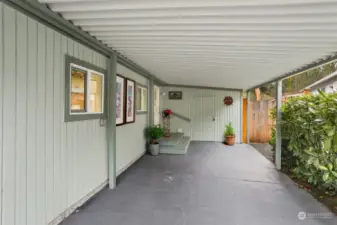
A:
242;99;274;143
250;100;274;143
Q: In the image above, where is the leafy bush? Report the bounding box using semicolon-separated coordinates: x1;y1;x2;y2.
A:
272;91;337;192
147;125;165;143
224;122;235;136
269;125;297;171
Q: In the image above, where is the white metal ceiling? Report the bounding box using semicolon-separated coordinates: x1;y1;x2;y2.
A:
39;0;337;89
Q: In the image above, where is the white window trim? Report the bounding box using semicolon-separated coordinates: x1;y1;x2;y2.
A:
70;63;105;115
136;85;148;113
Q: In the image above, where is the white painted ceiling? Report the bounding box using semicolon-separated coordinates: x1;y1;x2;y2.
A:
39;0;337;89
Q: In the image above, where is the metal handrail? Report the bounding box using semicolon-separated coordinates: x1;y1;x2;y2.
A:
171;112;191;122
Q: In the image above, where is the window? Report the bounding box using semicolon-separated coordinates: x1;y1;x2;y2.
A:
71;67;87;113
90;72;103;113
70;64;104;114
136;85;148;113
65;55;106;122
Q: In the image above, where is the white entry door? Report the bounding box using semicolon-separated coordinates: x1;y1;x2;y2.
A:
202;96;216;141
191;95;216;141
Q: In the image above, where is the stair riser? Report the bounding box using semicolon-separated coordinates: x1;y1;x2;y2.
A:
159;133;185;147
160;138;190;155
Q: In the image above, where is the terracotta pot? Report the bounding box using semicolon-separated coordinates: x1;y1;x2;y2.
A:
226;135;236;146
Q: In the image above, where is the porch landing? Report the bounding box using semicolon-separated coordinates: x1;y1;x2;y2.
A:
61;142;336;225
159;133;191;155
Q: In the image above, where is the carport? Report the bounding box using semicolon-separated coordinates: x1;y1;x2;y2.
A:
32;0;337;174
1;0;337;225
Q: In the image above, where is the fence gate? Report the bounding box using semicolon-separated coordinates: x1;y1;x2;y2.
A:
249;100;273;143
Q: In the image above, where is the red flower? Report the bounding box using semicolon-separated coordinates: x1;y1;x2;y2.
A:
163;109;172;117
163;109;172;114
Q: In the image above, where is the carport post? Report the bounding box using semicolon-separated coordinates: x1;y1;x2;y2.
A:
246;91;250;144
107;52;117;189
149;77;154;126
275;80;283;170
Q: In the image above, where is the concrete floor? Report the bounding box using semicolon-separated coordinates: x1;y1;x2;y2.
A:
250;143;274;162
61;142;336;225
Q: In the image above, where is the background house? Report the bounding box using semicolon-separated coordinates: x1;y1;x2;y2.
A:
305;71;337;94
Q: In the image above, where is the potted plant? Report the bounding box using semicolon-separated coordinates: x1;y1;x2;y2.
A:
147;125;165;156
162;109;173;137
224;122;235;146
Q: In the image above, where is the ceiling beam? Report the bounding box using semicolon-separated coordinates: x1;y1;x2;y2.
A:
73;15;337;26
107;46;334;54
105;42;335;48
92;31;337;38
81;23;337;32
163;83;242;92
61;8;337;20
123;52;322;57
130;57;311;64
111;47;333;54
112;46;332;50
96;36;337;43
45;0;337;12
102;41;337;47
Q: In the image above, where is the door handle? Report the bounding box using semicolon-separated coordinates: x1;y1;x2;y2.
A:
212;116;215;121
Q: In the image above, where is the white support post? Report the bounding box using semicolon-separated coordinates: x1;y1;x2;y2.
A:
275;80;283;170
107;52;117;189
246;91;250;144
149;77;154;126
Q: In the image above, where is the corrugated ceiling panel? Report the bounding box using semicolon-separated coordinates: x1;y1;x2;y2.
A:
38;0;337;89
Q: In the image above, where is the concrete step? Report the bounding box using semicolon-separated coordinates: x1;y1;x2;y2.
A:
159;133;184;147
160;136;191;155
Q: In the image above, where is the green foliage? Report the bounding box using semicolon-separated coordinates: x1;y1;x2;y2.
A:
224;122;235;136
147;125;164;143
269;112;298;171
271;92;337;192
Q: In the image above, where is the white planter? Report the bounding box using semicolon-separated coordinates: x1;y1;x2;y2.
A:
149;143;160;156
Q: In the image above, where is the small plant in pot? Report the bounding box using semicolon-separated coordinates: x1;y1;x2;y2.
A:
147;125;165;156
224;122;235;146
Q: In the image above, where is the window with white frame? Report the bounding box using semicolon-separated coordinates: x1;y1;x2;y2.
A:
65;55;106;122
70;63;104;114
136;85;148;112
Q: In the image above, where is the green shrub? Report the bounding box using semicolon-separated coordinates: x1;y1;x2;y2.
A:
147;125;165;143
272;91;337;192
224;122;235;136
269;126;297;171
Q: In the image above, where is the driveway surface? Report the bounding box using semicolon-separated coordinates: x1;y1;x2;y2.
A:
61;142;336;225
